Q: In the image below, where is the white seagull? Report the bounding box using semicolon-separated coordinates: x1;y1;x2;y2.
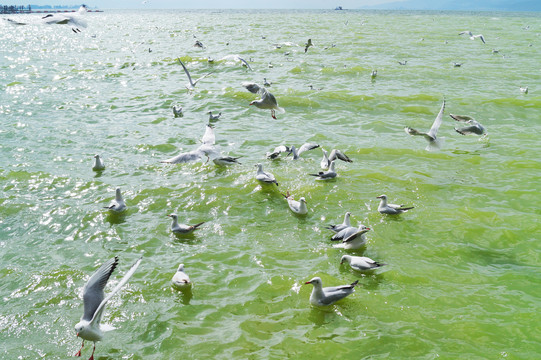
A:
177;58;213;90
320;148;352;169
376;194;414;215
104;188;127;212
171;264;192;290
74;256;142;360
160;124;217;164
92;155;105;171
287;143;320;160
167;214;205;234
450;114;486;135
331;225;371;250
266;145;290;159
5;5;88;32
404;99;446;151
304;277;359;306
459;31;486;44
326;211;352;233
340;255;386;271
212;155;242;166
309;160;337;180
255;163;279;186
282;191;308;215
242;82;285;119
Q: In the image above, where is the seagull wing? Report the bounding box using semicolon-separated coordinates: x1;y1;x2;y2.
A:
243;82;262;94
193;71;214;86
160;149;205;164
297;143;320;156
89;257;142;327
81;257;118;322
177;58;195;88
427;99;445;139
237;57;253;71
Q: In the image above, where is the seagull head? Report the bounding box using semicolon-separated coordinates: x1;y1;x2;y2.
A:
340;255;351;265
167;214;178;220
376;195;387;200
176;263;185;272
304;277;322;286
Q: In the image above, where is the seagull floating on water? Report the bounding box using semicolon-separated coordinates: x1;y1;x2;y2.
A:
331;225;371;249
320;148;352;169
243;82;285;119
167;214;205;234
309;160;337;180
104;188;127;212
74;256;142;360
520;86;528;94
404;99;446;151
376;194;413;215
340;255;386;271
304;277;358;306
450;114;486;135
255;163;279;186
213;155;242;166
92;155;105;171
282;191;308;215
326;211;352;233
172;105;183;118
207;111;221;121
171;264;192;290
177;58;213;90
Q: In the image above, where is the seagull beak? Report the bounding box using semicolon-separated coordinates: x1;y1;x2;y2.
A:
76;332;79;337
376;196;382;199
304;281;311;285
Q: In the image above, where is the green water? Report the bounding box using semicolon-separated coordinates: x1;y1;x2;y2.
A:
1;9;540;359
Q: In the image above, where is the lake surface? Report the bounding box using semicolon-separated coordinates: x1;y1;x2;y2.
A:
1;8;540;359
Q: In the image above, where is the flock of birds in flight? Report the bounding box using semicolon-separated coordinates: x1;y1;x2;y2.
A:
5;6;533;359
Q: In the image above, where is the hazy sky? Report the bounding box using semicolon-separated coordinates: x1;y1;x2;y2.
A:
23;0;403;9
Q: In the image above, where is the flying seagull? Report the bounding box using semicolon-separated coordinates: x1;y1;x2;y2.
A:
177;58;213;90
242;82;285;119
74;256;142;360
450;114;486;135
404;99;446;151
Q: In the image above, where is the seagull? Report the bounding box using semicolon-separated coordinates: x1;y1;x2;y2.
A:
520;86;528;94
167;214;205;234
459;31;486;44
304;38;313;53
212;155;242;166
450;114;486;135
207;111;222;121
238;57;253;71
177;58;213;90
287;143;320;160
193;40;204;48
255;163;279;186
325;211;352;233
92;155;105;171
304;277;358;306
340;255;386;271
5;5;88;32
309;160;337;180
104;188;127;212
171;264;192;290
282;191;308;215
266;145;290;159
404;99;446;151
74;256;142;360
331;225;371;249
263;78;272;87
320;148;352;169
376;194;413;215
172;105;183;118
371;70;377;79
453;62;462;67
242;82;285;119
160;124;217;164
398;60;408;65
